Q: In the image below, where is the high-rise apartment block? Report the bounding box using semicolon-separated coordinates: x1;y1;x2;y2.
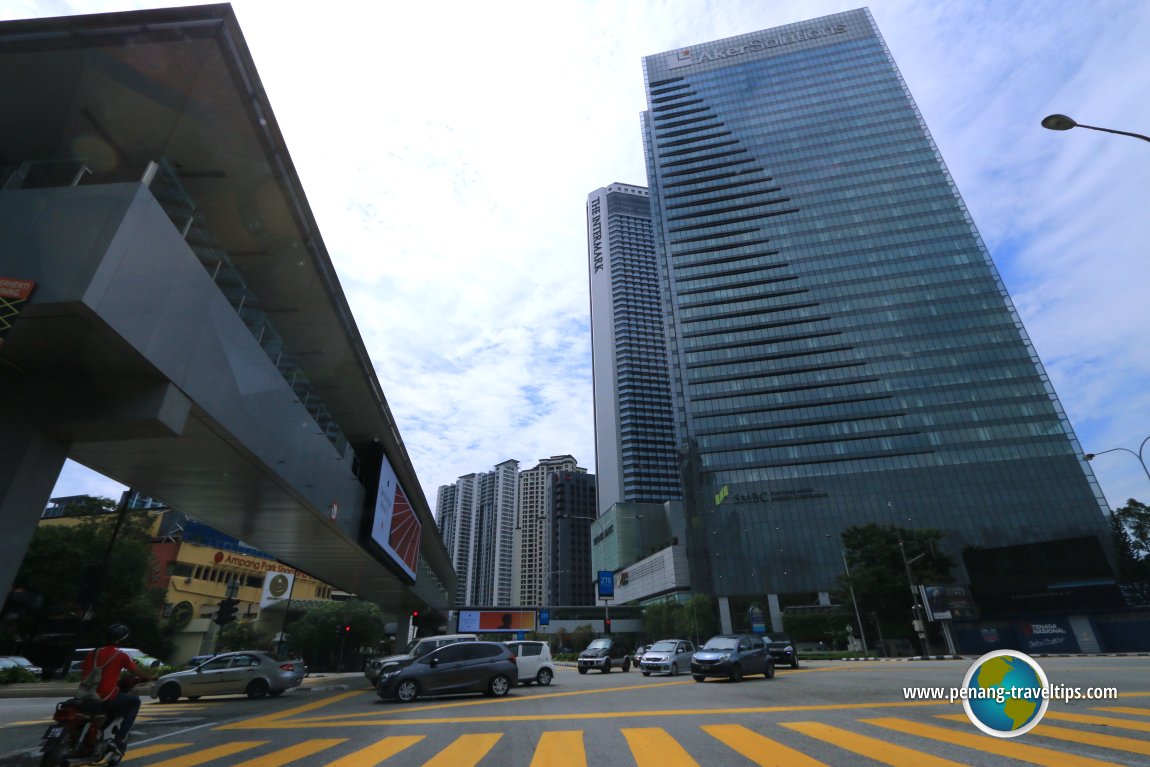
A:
513;455;585;607
435;459;518;607
637;9;1114;619
587;184;681;515
546;470;597;605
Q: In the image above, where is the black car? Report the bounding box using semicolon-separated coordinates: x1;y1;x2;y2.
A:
577;637;632;674
376;641;518;703
765;634;800;668
691;634;774;682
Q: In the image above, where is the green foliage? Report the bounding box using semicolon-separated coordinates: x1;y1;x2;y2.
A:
782;610;853;647
0;666;39;685
568;623;595;652
1112;499;1150;578
217;620;275;653
836;523;954;643
281;600;387;662
640;594;716;645
11;501;173;660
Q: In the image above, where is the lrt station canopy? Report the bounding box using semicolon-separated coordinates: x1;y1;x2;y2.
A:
0;4;454;615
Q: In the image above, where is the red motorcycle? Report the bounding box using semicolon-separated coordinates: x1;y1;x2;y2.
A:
40;675;145;767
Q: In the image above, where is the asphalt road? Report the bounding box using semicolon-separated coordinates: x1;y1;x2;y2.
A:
2;657;1149;766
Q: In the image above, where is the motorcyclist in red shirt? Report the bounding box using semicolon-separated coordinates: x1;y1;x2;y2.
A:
79;623;155;757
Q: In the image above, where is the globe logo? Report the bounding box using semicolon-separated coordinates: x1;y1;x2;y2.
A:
962;650;1049;737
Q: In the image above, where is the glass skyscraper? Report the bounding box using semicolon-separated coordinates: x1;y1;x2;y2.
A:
587;184;681;514
641;9;1113;611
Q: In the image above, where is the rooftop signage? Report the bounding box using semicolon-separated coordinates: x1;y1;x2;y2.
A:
667;23;847;69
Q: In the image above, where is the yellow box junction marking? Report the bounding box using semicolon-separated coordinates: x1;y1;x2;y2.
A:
622;727;700;767
529;731;587;767
132;742;266;767
121;743;191;761
783;721;966;767
863;717;1125;767
423;732;502;767
324;735;423;767
702;724;829;767
228;739;348;767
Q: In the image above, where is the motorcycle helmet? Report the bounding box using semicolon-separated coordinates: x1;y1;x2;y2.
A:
106;623;130;643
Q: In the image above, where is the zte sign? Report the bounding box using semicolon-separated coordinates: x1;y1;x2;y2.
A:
668;24;847;69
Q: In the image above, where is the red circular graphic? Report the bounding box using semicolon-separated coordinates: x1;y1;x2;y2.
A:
214;551;224;563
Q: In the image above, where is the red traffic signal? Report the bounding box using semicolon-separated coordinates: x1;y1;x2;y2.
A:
411;610;419;619
343;624;351;633
604;617;612;634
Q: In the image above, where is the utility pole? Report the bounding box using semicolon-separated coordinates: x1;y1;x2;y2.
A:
898;536;930;656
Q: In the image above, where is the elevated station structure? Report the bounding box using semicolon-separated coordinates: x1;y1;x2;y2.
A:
0;4;454;618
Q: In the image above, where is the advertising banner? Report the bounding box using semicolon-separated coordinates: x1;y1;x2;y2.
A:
457;609;537;633
370;454;421;582
0;276;35;344
920;584;977;621
598;570;614;599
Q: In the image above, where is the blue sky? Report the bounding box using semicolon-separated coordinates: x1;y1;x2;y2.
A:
9;0;1149;513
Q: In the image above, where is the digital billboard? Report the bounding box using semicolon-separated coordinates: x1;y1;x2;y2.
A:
457;609;537;633
369;453;421;583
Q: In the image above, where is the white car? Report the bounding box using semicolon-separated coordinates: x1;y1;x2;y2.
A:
505;640;556;686
640;639;695;676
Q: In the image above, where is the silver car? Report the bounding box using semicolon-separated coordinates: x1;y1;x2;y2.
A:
151;651;305;702
639;639;695;676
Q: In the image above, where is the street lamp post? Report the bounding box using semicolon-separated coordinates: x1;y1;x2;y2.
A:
1085;436;1150;484
1041;114;1150;144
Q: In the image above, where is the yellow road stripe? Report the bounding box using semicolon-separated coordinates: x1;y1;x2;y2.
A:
215;691;365;729
121;743;191;761
621;727;699;767
782;721;965;767
268;701;950;729
1044;710;1150;732
423;733;502;767
1031;723;1150;756
324;736;423;767
1094;706;1150;717
863;717;1124;767
530;731;586;767
228;739;347;767
135;741;266;767
702;723;829;766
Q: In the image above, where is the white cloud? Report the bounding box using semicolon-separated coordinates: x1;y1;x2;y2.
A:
18;0;1149;512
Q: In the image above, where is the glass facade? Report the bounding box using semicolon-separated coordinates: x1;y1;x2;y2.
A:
587;184;681;514
641;9;1113;599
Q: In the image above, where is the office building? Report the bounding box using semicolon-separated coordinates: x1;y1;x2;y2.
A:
514;455;584;607
436;459;518;607
640;9;1114;629
587;184;681;515
546;470;597;605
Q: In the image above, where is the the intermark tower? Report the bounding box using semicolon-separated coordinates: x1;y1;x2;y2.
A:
640;9;1115;626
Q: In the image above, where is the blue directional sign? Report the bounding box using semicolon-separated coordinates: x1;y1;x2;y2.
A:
598;570;614;599
538;609;550;627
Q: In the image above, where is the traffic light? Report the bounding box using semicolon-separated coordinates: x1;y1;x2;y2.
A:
604;617;612;634
214;597;239;627
344;624;351;633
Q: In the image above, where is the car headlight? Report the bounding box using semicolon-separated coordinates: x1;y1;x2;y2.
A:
784;645;794;653
720;653;731;662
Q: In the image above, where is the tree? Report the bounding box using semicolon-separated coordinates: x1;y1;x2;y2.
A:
8;501;172;662
217;620;275;653
1113;499;1150;568
281;599;386;669
836;523;954;648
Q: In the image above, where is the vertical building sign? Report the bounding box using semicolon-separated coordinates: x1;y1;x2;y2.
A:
0;277;35;345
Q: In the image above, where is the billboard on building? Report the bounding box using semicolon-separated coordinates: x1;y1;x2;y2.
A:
369;453;421;583
457;609;537;633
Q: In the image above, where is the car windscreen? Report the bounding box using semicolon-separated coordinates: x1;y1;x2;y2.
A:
586;639;610;650
702;637;738;651
649;640;679;652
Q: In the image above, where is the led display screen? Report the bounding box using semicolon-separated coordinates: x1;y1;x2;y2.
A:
369;453;421;582
457;609;537;633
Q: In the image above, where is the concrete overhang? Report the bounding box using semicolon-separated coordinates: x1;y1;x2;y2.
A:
0;5;454;606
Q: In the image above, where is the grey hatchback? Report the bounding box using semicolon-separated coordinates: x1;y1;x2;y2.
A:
690;634;774;682
376;641;518;703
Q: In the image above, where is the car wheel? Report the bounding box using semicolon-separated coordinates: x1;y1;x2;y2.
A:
622;658;631;672
157;682;181;704
578;667;587;675
729;663;743;683
602;660;611;673
670;662;679;677
396;679;420;703
693;674;705;682
765;660;775;679
268;689;285;697
642;670;650;677
537;668;553;686
791;657;800;669
488;674;512;697
246;678;270;699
